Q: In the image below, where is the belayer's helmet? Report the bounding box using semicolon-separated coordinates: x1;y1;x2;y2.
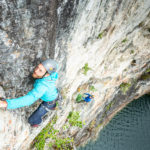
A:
41;59;58;74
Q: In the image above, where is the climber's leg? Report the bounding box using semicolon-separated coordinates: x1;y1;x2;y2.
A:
28;101;56;126
28;103;47;126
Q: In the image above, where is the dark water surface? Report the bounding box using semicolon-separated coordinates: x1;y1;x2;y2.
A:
79;94;150;150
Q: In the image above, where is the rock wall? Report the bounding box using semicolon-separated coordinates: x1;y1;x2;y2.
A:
0;0;150;149
0;0;59;149
55;0;150;146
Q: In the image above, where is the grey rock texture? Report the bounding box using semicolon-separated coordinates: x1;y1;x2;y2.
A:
0;0;150;149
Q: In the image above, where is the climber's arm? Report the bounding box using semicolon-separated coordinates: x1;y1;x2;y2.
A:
5;83;47;109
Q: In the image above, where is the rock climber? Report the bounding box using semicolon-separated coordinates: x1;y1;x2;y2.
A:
76;93;94;103
0;59;59;127
83;93;94;102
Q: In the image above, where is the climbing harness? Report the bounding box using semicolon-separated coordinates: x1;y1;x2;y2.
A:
41;89;63;111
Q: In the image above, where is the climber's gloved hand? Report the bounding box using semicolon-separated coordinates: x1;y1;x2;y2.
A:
0;97;7;108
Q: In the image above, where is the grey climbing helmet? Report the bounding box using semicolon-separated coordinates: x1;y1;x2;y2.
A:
41;59;58;74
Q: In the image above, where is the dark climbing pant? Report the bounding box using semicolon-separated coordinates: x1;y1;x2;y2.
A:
28;101;56;126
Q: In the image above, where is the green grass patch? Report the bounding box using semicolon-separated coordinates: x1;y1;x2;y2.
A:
82;63;91;75
119;82;131;94
32;116;74;150
51;137;74;150
122;38;128;43
76;94;83;103
89;85;97;92
67;111;85;128
98;32;103;39
106;103;112;111
97;122;103;129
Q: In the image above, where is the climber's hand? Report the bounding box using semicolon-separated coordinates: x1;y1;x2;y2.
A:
0;100;7;108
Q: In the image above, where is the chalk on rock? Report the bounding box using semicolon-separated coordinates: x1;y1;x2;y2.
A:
0;86;5;98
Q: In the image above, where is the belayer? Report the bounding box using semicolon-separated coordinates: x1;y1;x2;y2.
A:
0;59;59;127
83;93;94;102
76;93;94;103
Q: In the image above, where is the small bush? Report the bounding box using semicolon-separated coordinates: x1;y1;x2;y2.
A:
76;94;83;102
82;63;91;75
89;85;97;92
98;32;103;39
122;38;128;43
33;116;74;150
67;112;84;128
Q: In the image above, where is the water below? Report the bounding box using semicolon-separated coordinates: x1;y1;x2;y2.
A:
79;94;150;150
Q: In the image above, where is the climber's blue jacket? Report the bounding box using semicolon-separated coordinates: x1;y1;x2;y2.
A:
83;93;93;102
6;72;58;109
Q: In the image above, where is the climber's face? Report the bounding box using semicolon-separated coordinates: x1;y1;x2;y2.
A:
32;64;47;78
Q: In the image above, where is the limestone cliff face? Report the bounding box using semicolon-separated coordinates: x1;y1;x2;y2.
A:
0;0;150;149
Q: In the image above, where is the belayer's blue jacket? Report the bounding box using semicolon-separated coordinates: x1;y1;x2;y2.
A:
6;72;58;109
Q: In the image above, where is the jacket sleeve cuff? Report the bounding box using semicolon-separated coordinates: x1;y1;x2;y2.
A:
6;99;12;109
